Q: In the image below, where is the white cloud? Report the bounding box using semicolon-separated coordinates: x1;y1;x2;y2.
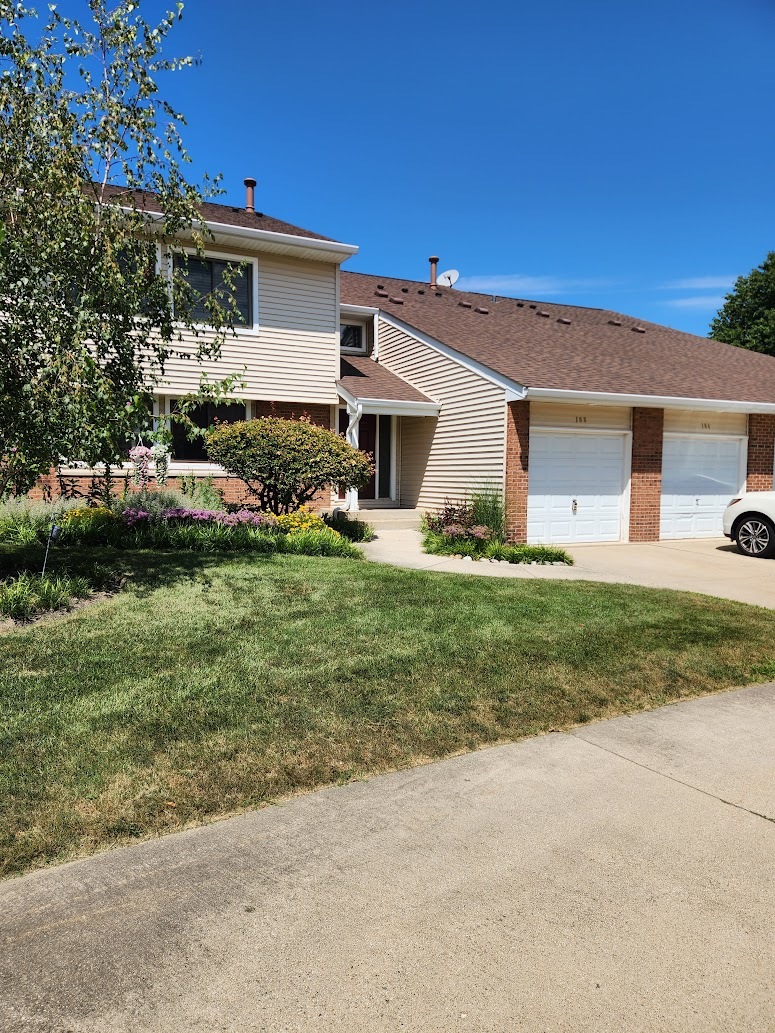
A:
661;276;735;290
663;295;726;310
455;274;612;297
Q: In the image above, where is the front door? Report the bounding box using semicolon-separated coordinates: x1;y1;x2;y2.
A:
338;411;378;500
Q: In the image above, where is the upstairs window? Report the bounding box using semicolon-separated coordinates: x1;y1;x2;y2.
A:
340;323;365;352
170;401;246;462
173;254;253;327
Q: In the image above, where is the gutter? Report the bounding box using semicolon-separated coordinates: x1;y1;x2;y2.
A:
119;206;359;262
525;387;775;415
336;383;440;417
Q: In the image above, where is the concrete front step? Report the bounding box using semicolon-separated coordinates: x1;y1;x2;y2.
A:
339;508;423;530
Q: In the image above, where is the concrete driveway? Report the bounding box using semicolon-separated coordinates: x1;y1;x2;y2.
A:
362;532;775;607
2;683;774;1032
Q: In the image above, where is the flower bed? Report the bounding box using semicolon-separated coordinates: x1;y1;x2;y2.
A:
422;501;572;565
0;500;363;559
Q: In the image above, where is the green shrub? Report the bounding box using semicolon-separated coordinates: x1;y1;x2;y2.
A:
116;521;361;558
111;488;192;520
0;575;37;619
423;530;572;565
0;569;106;621
206;417;373;514
178;474;225;510
279;527;362;558
324;513;375;542
470;481;505;541
0;497;81;545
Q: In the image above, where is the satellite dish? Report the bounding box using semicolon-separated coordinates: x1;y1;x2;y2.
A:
437;268;459;288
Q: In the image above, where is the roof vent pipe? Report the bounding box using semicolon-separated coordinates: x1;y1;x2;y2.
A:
428;256;439;288
244;177;257;213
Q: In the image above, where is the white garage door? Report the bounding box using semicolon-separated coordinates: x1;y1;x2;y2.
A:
527;432;627;544
660;435;744;539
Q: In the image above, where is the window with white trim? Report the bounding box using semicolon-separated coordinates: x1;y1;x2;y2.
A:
173;254;254;327
170;400;246;462
340;323;366;353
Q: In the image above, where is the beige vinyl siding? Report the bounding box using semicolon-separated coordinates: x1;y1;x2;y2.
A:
378;320;506;509
530;401;631;431
157;253;339;404
663;409;747;436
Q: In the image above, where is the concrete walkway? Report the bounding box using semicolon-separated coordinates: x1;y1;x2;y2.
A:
2;683;774;1032
361;531;775;607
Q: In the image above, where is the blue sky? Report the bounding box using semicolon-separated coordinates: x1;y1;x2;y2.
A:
154;0;775;336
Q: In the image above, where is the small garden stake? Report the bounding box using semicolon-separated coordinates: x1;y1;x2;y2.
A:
41;520;61;577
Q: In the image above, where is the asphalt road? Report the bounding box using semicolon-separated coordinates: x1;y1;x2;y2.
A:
2;683;774;1032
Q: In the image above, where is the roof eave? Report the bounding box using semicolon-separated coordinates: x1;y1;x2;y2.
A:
118;206;359;263
527;387;775;414
336;383;440;416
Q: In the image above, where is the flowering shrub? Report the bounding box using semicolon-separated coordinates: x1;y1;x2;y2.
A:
274;505;326;533
123;508;151;527
441;523;466;538
160;507;278;528
425;502;494;546
205;417;373;514
59;505;117;545
61;506;116;527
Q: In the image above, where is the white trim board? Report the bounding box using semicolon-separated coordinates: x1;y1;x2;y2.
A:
336;383;440;417
118;205;359;262
527;387;775;415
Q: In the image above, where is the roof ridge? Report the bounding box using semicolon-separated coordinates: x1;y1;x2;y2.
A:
341;269;605;311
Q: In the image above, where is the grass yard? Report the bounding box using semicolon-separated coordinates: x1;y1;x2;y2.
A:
2;547;775;878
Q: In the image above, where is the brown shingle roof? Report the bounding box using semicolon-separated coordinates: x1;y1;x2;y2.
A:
338;355;434;404
99;184;341;242
340;271;775;405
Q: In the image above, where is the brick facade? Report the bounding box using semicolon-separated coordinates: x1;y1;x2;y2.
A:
34;401;332;507
746;413;775;492
504;399;530;543
629;407;664;542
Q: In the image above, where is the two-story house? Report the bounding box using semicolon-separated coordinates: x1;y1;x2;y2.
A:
50;179;775;546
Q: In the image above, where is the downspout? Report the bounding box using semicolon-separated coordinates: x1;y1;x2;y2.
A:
343;402;363;513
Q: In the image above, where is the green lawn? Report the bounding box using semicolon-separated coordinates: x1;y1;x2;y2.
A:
2;547;775;878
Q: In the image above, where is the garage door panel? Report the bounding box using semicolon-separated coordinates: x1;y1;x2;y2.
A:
527;432;627;544
660;436;744;539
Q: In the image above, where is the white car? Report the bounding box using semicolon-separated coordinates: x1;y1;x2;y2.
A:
723;492;775;558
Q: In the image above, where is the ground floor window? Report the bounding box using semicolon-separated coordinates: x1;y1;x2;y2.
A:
170;401;246;462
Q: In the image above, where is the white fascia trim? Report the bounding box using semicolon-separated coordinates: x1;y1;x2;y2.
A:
337;383;440;417
378;311;527;401
341;303;379;316
204;220;359;261
119;206;359;261
526;387;775;414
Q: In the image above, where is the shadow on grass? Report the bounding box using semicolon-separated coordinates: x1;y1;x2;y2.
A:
0;544;282;596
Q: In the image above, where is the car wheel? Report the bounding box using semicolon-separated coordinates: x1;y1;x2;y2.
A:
736;516;775;558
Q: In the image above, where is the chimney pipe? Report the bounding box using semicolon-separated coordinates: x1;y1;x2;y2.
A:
244;177;257;213
429;256;439;288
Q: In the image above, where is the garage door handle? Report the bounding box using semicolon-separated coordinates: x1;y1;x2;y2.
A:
572;499;578;514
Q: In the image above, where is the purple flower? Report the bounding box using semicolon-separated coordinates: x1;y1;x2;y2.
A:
441;523;465;537
122;507;151;526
